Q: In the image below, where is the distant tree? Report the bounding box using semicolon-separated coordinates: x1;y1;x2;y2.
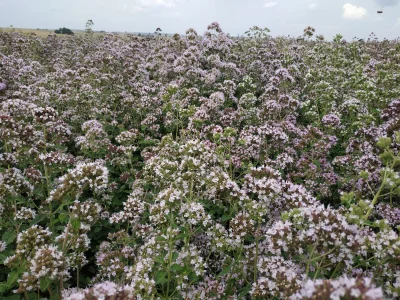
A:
244;26;271;39
54;27;74;35
155;27;162;37
85;19;94;34
303;26;315;39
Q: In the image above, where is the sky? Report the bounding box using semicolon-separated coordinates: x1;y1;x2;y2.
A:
1;0;400;40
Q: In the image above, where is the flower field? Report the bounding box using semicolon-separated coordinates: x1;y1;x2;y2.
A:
0;23;399;299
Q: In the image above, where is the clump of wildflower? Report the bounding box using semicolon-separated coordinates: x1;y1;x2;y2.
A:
33;107;58;123
229;211;255;239
38;151;75;167
0;152;17;167
0;241;6;252
47;161;109;202
115;129;140;145
251;256;304;298
23;167;42;183
322;113;341;129
65;281;136;300
375;203;400;226
176;245;207;277
14;207;36;220
110;188;145;224
70;200;103;226
296;276;383;300
181;276;226;299
179;202;212;227
75;120;111;152
4;225;52;266
18;245;69;293
0;167;33;196
264;205;363;275
94;232;136;282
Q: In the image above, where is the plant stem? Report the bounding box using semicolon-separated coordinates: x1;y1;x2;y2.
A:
365;169;388;220
253;224;260;283
313;261;323;280
77;267;80;288
166;230;173;298
330;263;341;279
305;240;318;278
310;247;337;262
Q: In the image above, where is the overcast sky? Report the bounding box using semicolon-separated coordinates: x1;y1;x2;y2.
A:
1;0;400;40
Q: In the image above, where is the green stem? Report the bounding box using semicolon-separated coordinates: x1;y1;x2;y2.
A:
225;243;244;292
43;126;55;233
166;230;174;298
305;239;319;278
390;188;393;207
313;261;322;280
77;267;79;288
253;224;260;283
310;247;338;262
365;169;389;220
330;263;341;279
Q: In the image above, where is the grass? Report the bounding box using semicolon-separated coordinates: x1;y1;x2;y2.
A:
0;27;94;37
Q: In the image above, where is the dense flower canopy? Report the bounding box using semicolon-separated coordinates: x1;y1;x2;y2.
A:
0;24;399;299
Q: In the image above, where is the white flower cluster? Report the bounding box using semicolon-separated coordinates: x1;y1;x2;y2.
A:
295;276;383;300
47;161;109;202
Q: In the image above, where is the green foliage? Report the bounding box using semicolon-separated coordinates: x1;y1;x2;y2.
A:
54;27;74;35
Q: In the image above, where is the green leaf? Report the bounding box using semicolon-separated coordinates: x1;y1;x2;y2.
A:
58;212;69;224
155;236;166;242
30;214;47;226
0;252;10;264
155;271;168;284
71;219;81;231
221;215;231;222
217;264;232;278
7;270;20;286
39;277;51;291
175;233;189;240
238;284;252;297
49;294;61;300
0;282;9;293
4;295;21;300
28;292;37;300
2;231;16;244
170;264;183;272
172;252;178;261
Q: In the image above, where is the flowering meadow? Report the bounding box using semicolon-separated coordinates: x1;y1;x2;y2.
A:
0;23;399;299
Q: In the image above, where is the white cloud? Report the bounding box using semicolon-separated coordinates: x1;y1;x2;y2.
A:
377;0;400;7
343;3;367;19
152;11;181;18
139;0;176;8
264;1;278;8
308;2;317;10
131;0;177;13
